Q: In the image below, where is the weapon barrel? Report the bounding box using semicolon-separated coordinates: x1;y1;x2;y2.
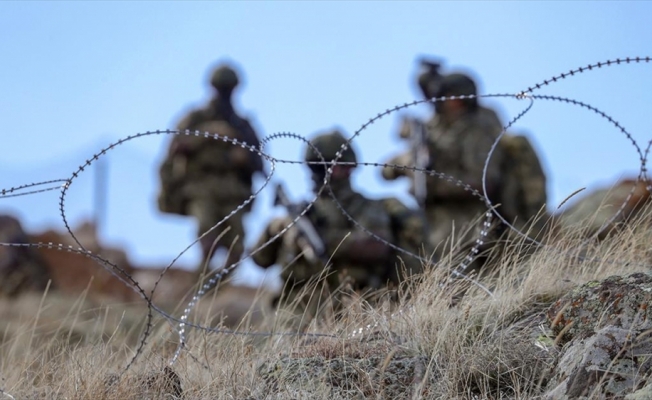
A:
409;118;429;209
274;183;326;260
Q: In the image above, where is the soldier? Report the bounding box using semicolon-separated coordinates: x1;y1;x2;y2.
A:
251;130;425;324
383;70;507;276
383;61;502;192
157;62;264;274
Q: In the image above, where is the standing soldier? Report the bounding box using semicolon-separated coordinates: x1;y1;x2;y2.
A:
383;59;503;205
252;130;425;324
383;68;506;276
157;62;264;274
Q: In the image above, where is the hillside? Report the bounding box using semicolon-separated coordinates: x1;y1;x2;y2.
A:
0;185;651;399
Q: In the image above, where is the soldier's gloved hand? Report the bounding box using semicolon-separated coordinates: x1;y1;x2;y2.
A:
381;152;412;181
381;165;397;180
399;118;412;139
267;217;291;237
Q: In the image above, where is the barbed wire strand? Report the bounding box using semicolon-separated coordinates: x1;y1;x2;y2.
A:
0;179;69;198
521;56;652;95
0;55;649;377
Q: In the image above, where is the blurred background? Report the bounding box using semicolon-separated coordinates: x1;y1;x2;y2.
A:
1;1;650;288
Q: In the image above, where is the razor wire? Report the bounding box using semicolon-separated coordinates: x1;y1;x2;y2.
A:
347;57;652;338
0;56;649;377
0;179;68;199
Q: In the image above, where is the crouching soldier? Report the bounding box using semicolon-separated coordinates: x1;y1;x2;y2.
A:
252;130;426;326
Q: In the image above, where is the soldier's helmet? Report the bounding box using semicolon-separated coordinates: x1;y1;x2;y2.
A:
436;73;477;97
435;73;479;110
210;65;240;91
304;130;358;165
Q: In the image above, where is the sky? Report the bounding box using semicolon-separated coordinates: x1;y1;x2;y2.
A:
1;1;651;288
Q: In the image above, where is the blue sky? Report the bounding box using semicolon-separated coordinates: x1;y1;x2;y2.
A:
1;1;651;286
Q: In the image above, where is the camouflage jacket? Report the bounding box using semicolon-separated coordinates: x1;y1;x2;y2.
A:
252;183;410;291
157;98;264;214
425;108;505;204
382;106;503;199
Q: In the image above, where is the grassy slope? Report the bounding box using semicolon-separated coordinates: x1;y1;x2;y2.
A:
0;212;650;399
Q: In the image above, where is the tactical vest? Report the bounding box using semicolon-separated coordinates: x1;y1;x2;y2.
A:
495;133;548;237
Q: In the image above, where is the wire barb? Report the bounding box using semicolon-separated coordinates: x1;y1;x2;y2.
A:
0;55;649;373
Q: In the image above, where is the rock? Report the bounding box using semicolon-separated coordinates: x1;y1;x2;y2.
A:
544;273;652;399
555;179;651;239
104;366;182;399
259;353;430;399
547;273;652;345
30;224;139;303
544;326;652;399
461;325;557;397
625;382;652;399
257;337;433;399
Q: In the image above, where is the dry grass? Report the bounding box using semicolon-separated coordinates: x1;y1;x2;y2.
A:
1;209;651;399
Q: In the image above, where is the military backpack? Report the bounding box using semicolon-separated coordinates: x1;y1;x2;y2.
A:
495;133;548;238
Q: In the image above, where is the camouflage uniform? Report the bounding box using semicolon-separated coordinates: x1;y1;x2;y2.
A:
252;130;424;324
378;197;428;283
497;133;548;241
157;64;264;272
383;104;502;194
383;73;505;275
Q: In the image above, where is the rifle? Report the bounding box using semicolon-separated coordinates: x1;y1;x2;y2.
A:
405;57;441;208
404;117;430;210
273;183;326;264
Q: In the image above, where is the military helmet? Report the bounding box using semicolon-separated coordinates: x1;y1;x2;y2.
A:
434;72;479;111
304;130;357;164
436;73;477;98
210;65;240;91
